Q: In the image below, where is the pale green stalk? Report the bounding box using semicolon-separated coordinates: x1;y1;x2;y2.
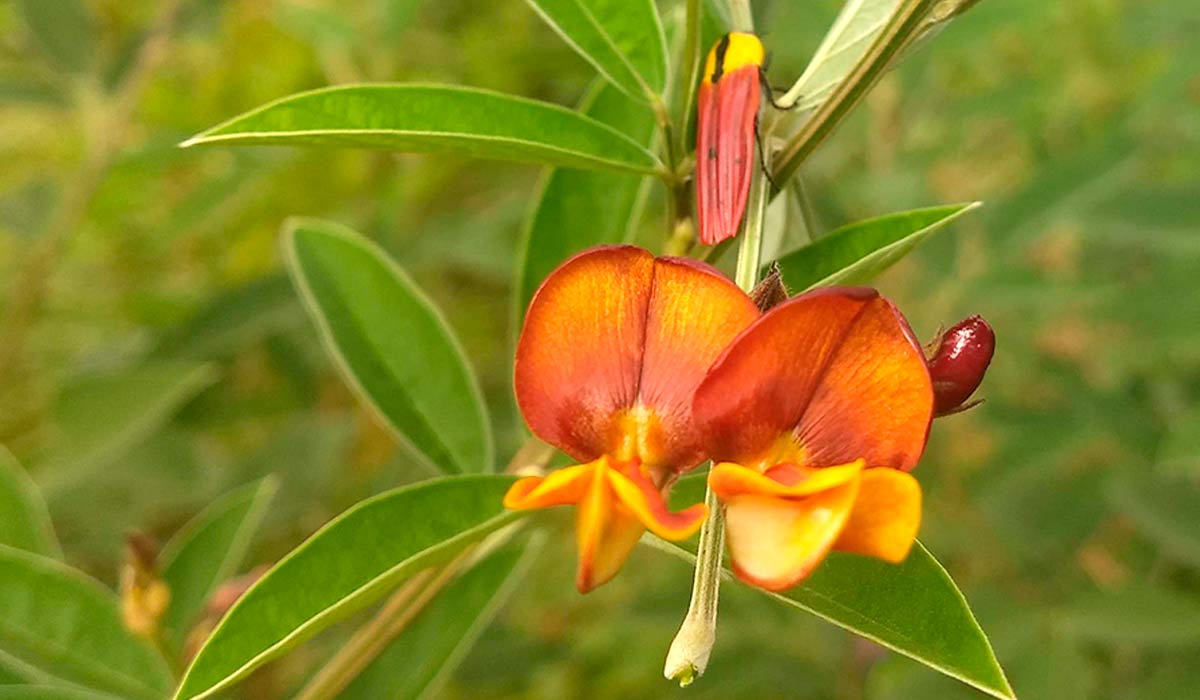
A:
664;2;768;683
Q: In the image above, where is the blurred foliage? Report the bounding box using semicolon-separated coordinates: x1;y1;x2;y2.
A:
1;0;1198;698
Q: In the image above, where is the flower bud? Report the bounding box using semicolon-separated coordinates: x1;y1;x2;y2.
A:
927;315;995;416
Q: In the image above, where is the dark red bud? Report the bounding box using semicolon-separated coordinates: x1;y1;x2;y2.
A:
927;315;995;417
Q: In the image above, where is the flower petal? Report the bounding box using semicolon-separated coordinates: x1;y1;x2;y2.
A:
695;287;933;471
834;467;921;563
724;478;860;591
575;465;645;593
516;246;758;468
606;465;707;540
503;463;594;510
709;460;863;500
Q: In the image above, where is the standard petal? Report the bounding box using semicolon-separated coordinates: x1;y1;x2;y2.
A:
834;467;921;563
516;246;758;468
724;477;861;591
516;245;653;463
605;465;707;540
695;287;933;471
709;460;863;500
633;256;760;469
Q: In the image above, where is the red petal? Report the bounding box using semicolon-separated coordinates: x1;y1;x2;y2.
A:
696;63;761;246
515;246;758;469
694;287;933;471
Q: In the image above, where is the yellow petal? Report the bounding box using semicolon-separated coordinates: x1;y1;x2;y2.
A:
575;464;644;593
708;460;863;500
724;478;860;591
503;462;595;510
834;468;921;563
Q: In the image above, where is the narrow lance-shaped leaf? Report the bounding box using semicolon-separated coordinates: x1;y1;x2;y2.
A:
525;0;668;102
0;546;173;700
159;477;279;654
0;446;60;558
285;218;494;475
340;537;542;700
183;85;662;175
175;475;523;700
779;0;899;112
0;688;128;700
771;203;979;291
514;80;656;331
647;535;1013;699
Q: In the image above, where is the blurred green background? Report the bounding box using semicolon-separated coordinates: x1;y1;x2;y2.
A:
2;0;1198;698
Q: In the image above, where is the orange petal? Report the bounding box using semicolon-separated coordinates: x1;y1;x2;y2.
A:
834;468;921;563
723;477;861;591
606;464;707;540
574;462;644;593
695;287;933;471
516;246;758;468
709;460;863;500
503;463;595;510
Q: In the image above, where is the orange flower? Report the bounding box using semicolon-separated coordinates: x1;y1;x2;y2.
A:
694;287;934;591
506;245;760;592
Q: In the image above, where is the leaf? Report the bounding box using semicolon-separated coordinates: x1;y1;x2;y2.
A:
284;218;493;475
15;0;95;73
175;475;523;700
182;85;662;175
0;447;60;558
783;0;899;112
513;81;656;331
1053;584;1200;647
525;0;668;101
0;546;173;700
159;477;279;654
0;687;125;700
38;362;217;492
648;536;1013;699
340;536;541;700
772;203;979;291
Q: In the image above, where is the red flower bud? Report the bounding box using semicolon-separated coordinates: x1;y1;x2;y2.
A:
927;315;995;416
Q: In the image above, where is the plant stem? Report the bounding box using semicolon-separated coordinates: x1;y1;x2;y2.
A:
665;24;769;679
771;0;938;188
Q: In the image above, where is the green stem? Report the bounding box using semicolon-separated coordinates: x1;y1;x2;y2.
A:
665;16;768;676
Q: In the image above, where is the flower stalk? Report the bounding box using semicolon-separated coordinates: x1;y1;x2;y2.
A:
664;53;770;684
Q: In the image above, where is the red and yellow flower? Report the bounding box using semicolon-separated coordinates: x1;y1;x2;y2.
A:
695;287;934;591
505;245;761;592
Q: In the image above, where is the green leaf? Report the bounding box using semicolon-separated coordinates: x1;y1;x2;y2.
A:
525;0;668;101
159;477;279;655
15;0;95;73
0;447;60;558
341;536;541;700
175;475;523;700
284;218;493;474
0;546;173;700
0;687;125;700
772;203;979;291
513;81;656;331
648;536;1013;699
37;362;217;493
782;0;899;112
182;85;662;175
1053;584;1200;648
1105;473;1200;569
